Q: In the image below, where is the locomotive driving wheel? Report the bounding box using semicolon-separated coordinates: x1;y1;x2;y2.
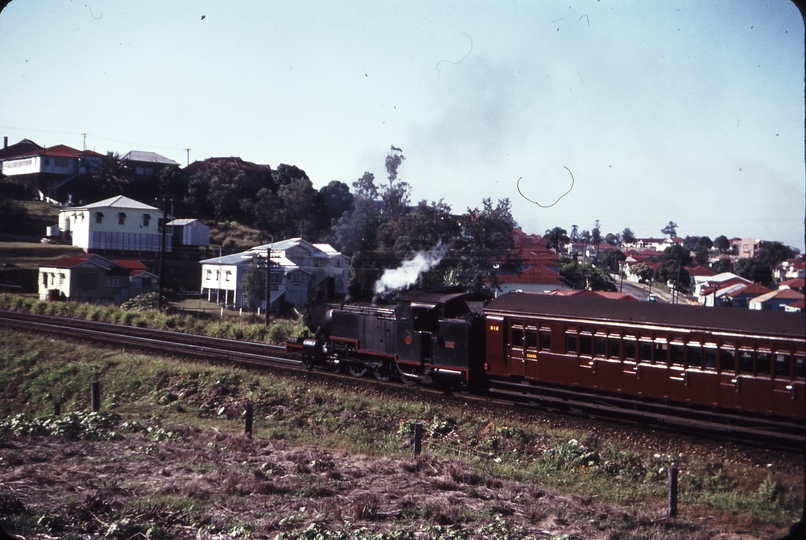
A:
346;362;369;377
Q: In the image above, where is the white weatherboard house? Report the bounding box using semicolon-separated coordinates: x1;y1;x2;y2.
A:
200;238;350;310
56;195;172;253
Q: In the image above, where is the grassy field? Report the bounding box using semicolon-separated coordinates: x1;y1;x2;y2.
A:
0;325;802;539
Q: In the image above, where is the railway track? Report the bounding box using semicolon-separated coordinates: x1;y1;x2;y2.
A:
1;310;803;450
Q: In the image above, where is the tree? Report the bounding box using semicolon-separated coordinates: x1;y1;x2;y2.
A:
654;260;691;292
757;241;795;268
604;232;620;246
713;235;730;253
591;220;602;247
569;224;580;242
240;263;266;310
450;198;520;293
710;258;731;274
206;161;244;223
660;220;679;238
661;244;692;268
277;176;320;239
559;258;616;291
621;227;636;244
597;248;626;273
85;152;129;199
319;181;355;225
733;257;773;285
392;199;458;258
381;145;410;222
543;226;569;252
156;165;189;202
631;262;654;283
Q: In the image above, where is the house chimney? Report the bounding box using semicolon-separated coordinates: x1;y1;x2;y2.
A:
3;136;7;149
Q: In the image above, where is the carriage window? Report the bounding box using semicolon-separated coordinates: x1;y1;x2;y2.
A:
580;334;592;356
566;332;578;354
756;351;771;376
704;346;717;370
738;350;754;374
670;344;684;366
640;341;653;363
624;337;636;361
595;336;607;357
775;354;791;378
654;341;668;365
540;330;551;351
511;328;524;348
526;330;537;349
720;348;736;373
608;337;621;359
687;344;702;369
795;356;805;380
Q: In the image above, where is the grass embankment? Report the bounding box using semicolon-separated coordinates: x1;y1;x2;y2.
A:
0;327;801;539
0;293;306;344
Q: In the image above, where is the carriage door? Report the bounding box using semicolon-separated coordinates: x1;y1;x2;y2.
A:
508;319;526;377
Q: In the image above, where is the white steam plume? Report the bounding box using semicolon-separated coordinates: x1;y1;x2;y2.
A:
374;244;447;295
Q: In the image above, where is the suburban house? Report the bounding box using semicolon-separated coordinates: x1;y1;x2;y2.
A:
55;195;174;253
695;272;752;306
0;143;104;202
119;150;179;199
620;237;683;252
495;229;572;295
38;253;158;304
199;238;350;310
748;288;805;311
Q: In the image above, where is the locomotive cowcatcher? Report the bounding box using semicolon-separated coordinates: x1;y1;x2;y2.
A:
288;289;491;386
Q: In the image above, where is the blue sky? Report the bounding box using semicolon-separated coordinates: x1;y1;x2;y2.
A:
1;0;803;250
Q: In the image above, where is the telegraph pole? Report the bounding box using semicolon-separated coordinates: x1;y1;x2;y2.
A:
184;148;192;166
157;198;169;311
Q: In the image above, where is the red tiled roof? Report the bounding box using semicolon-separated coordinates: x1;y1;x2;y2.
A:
547;289;637;300
498;264;566;285
686;265;716;277
780;278;805;289
727;282;772;298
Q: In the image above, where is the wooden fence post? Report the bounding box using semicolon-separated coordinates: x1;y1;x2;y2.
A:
91;382;100;412
668;463;678;518
413;423;423;458
53;401;60;416
244;403;253;439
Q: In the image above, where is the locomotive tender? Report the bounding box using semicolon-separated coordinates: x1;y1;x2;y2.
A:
290;290;805;420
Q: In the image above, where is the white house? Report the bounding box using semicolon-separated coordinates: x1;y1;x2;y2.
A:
0;144;104;201
199;238;350;310
56;195;173;253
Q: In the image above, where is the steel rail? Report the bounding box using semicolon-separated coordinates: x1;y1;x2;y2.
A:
1;310;802;450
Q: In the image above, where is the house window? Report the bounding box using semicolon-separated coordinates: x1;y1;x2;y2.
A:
107;276;126;288
143;214;151;227
206;269;213;280
58;273;65;285
118;212;126;225
95;212;104;224
225;271;232;282
54;157;68;167
292;273;303;285
41;273;48;287
140;277;152;288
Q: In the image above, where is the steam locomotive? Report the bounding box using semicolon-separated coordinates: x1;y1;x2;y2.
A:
288;289;806;420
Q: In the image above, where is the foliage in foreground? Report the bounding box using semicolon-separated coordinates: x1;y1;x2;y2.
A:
0;328;802;538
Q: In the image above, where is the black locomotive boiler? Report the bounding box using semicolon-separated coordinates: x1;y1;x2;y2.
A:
288;289;491;386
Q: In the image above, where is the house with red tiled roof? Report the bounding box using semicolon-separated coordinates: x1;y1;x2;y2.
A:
695;272;753;306
0;137;42;161
0;143;104;201
749;288;805;311
38;253;158;304
722;282;773;309
784;299;804;312
775;257;805;281
778;278;805;293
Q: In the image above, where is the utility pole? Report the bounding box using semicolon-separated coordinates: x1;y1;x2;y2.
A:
184;148;192;166
157;197;169;311
264;240;273;327
81;133;87;151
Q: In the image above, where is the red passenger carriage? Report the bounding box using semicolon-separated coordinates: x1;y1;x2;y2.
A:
484;292;805;420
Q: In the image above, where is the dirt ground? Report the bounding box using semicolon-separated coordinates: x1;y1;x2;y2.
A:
0;426;801;540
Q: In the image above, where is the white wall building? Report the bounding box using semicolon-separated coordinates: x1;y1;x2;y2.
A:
57;195;173;253
200;238;350;310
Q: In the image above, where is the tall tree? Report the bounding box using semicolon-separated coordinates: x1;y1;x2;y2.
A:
277;176;320;239
543;226;569;252
205;161;244;223
713;235;731;253
569;224;580;242
662;244;692;267
733;258;773;285
319;180;355;225
660;220;679;238
621;227;636;244
451;198;520;293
